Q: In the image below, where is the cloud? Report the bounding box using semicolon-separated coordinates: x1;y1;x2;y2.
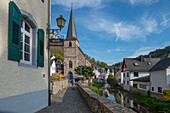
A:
129;0;160;5
83;13;163;41
160;14;170;28
128;46;157;58
107;48;126;53
51;0;103;9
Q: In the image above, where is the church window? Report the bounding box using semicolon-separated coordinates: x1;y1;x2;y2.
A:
69;42;72;47
69;61;72;68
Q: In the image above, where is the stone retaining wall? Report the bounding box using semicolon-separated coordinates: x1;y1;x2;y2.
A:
132;88;163;101
78;84;136;113
132;88;148;96
51;79;69;95
150;92;163;101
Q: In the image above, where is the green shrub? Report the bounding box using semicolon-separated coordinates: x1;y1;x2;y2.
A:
133;93;170;112
87;85;103;96
91;80;104;89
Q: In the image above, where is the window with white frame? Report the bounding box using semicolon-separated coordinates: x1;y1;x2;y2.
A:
21;19;32;64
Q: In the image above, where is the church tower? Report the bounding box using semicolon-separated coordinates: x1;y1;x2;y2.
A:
64;7;79;80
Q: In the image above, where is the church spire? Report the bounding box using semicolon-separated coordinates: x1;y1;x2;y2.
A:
66;6;77;40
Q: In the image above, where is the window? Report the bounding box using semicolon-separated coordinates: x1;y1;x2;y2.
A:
158;87;162;93
69;42;72;47
8;2;43;67
124;80;125;84
21;19;32;64
124;73;125;77
147;62;151;65
152;87;154;91
134;72;138;77
127;81;129;85
133;63;139;66
69;61;72;68
139;84;147;89
127;72;129;77
133;84;137;88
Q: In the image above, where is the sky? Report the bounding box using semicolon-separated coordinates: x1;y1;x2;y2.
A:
51;0;170;65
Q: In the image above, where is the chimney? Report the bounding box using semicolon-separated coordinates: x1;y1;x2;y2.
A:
140;55;144;62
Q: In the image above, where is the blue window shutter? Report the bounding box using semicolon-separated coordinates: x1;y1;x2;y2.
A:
37;29;44;67
8;1;21;61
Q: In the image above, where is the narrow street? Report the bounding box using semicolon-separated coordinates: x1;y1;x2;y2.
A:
36;86;92;113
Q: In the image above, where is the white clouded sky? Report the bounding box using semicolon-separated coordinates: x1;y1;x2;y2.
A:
51;0;170;65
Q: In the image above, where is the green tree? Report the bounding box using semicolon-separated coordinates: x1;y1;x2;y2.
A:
107;74;118;88
74;65;83;76
53;53;64;61
74;65;95;78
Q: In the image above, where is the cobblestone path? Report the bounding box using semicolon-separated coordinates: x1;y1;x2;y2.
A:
36;86;92;113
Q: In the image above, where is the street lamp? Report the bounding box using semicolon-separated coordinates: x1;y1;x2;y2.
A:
47;15;66;106
56;15;66;31
47;15;66;38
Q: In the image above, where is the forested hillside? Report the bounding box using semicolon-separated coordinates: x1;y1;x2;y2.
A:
147;45;170;58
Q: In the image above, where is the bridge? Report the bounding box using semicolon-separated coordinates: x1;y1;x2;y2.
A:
36;86;92;113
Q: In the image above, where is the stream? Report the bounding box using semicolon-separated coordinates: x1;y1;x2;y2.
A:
107;89;158;113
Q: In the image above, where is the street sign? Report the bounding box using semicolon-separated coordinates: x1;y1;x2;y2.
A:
49;39;64;46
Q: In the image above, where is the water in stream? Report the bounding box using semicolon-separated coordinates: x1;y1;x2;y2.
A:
107;89;158;113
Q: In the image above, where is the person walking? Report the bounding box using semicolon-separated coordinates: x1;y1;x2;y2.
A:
71;78;75;89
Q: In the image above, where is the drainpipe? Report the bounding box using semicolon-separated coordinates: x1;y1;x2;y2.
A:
47;0;51;106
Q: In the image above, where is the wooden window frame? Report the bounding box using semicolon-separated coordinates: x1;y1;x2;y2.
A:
20;18;32;65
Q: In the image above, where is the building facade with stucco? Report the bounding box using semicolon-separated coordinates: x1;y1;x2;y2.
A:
0;0;50;112
64;7;91;80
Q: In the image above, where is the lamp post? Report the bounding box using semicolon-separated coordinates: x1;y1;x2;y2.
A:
47;15;66;106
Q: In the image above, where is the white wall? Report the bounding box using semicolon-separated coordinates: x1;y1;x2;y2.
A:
50;60;56;76
150;70;167;93
121;72;123;85
0;0;49;112
166;67;170;90
123;71;149;91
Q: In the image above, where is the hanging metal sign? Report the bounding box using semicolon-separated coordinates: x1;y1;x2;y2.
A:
49;39;64;46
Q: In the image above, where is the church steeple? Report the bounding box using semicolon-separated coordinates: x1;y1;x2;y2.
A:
66;6;77;40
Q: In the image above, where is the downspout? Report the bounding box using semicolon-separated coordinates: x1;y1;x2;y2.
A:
48;0;51;106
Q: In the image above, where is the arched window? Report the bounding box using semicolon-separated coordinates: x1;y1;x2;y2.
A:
69;42;72;47
20;10;38;66
69;61;72;68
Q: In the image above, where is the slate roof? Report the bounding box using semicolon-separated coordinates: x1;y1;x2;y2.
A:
65;6;77;41
149;58;170;71
130;75;150;82
122;57;160;72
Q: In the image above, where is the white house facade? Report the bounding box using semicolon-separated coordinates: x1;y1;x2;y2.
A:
122;56;160;91
149;58;170;94
0;0;50;112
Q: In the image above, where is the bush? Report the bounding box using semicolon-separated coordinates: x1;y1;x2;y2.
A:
91;80;104;89
133;93;170;112
163;90;170;102
87;85;103;96
51;76;58;81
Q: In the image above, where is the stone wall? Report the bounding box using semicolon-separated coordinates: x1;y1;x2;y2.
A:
150;92;163;101
78;84;136;113
51;79;69;95
132;88;148;96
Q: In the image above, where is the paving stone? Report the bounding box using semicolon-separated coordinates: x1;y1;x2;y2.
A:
36;86;92;113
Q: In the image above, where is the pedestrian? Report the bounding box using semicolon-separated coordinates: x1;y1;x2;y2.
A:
71;78;75;89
